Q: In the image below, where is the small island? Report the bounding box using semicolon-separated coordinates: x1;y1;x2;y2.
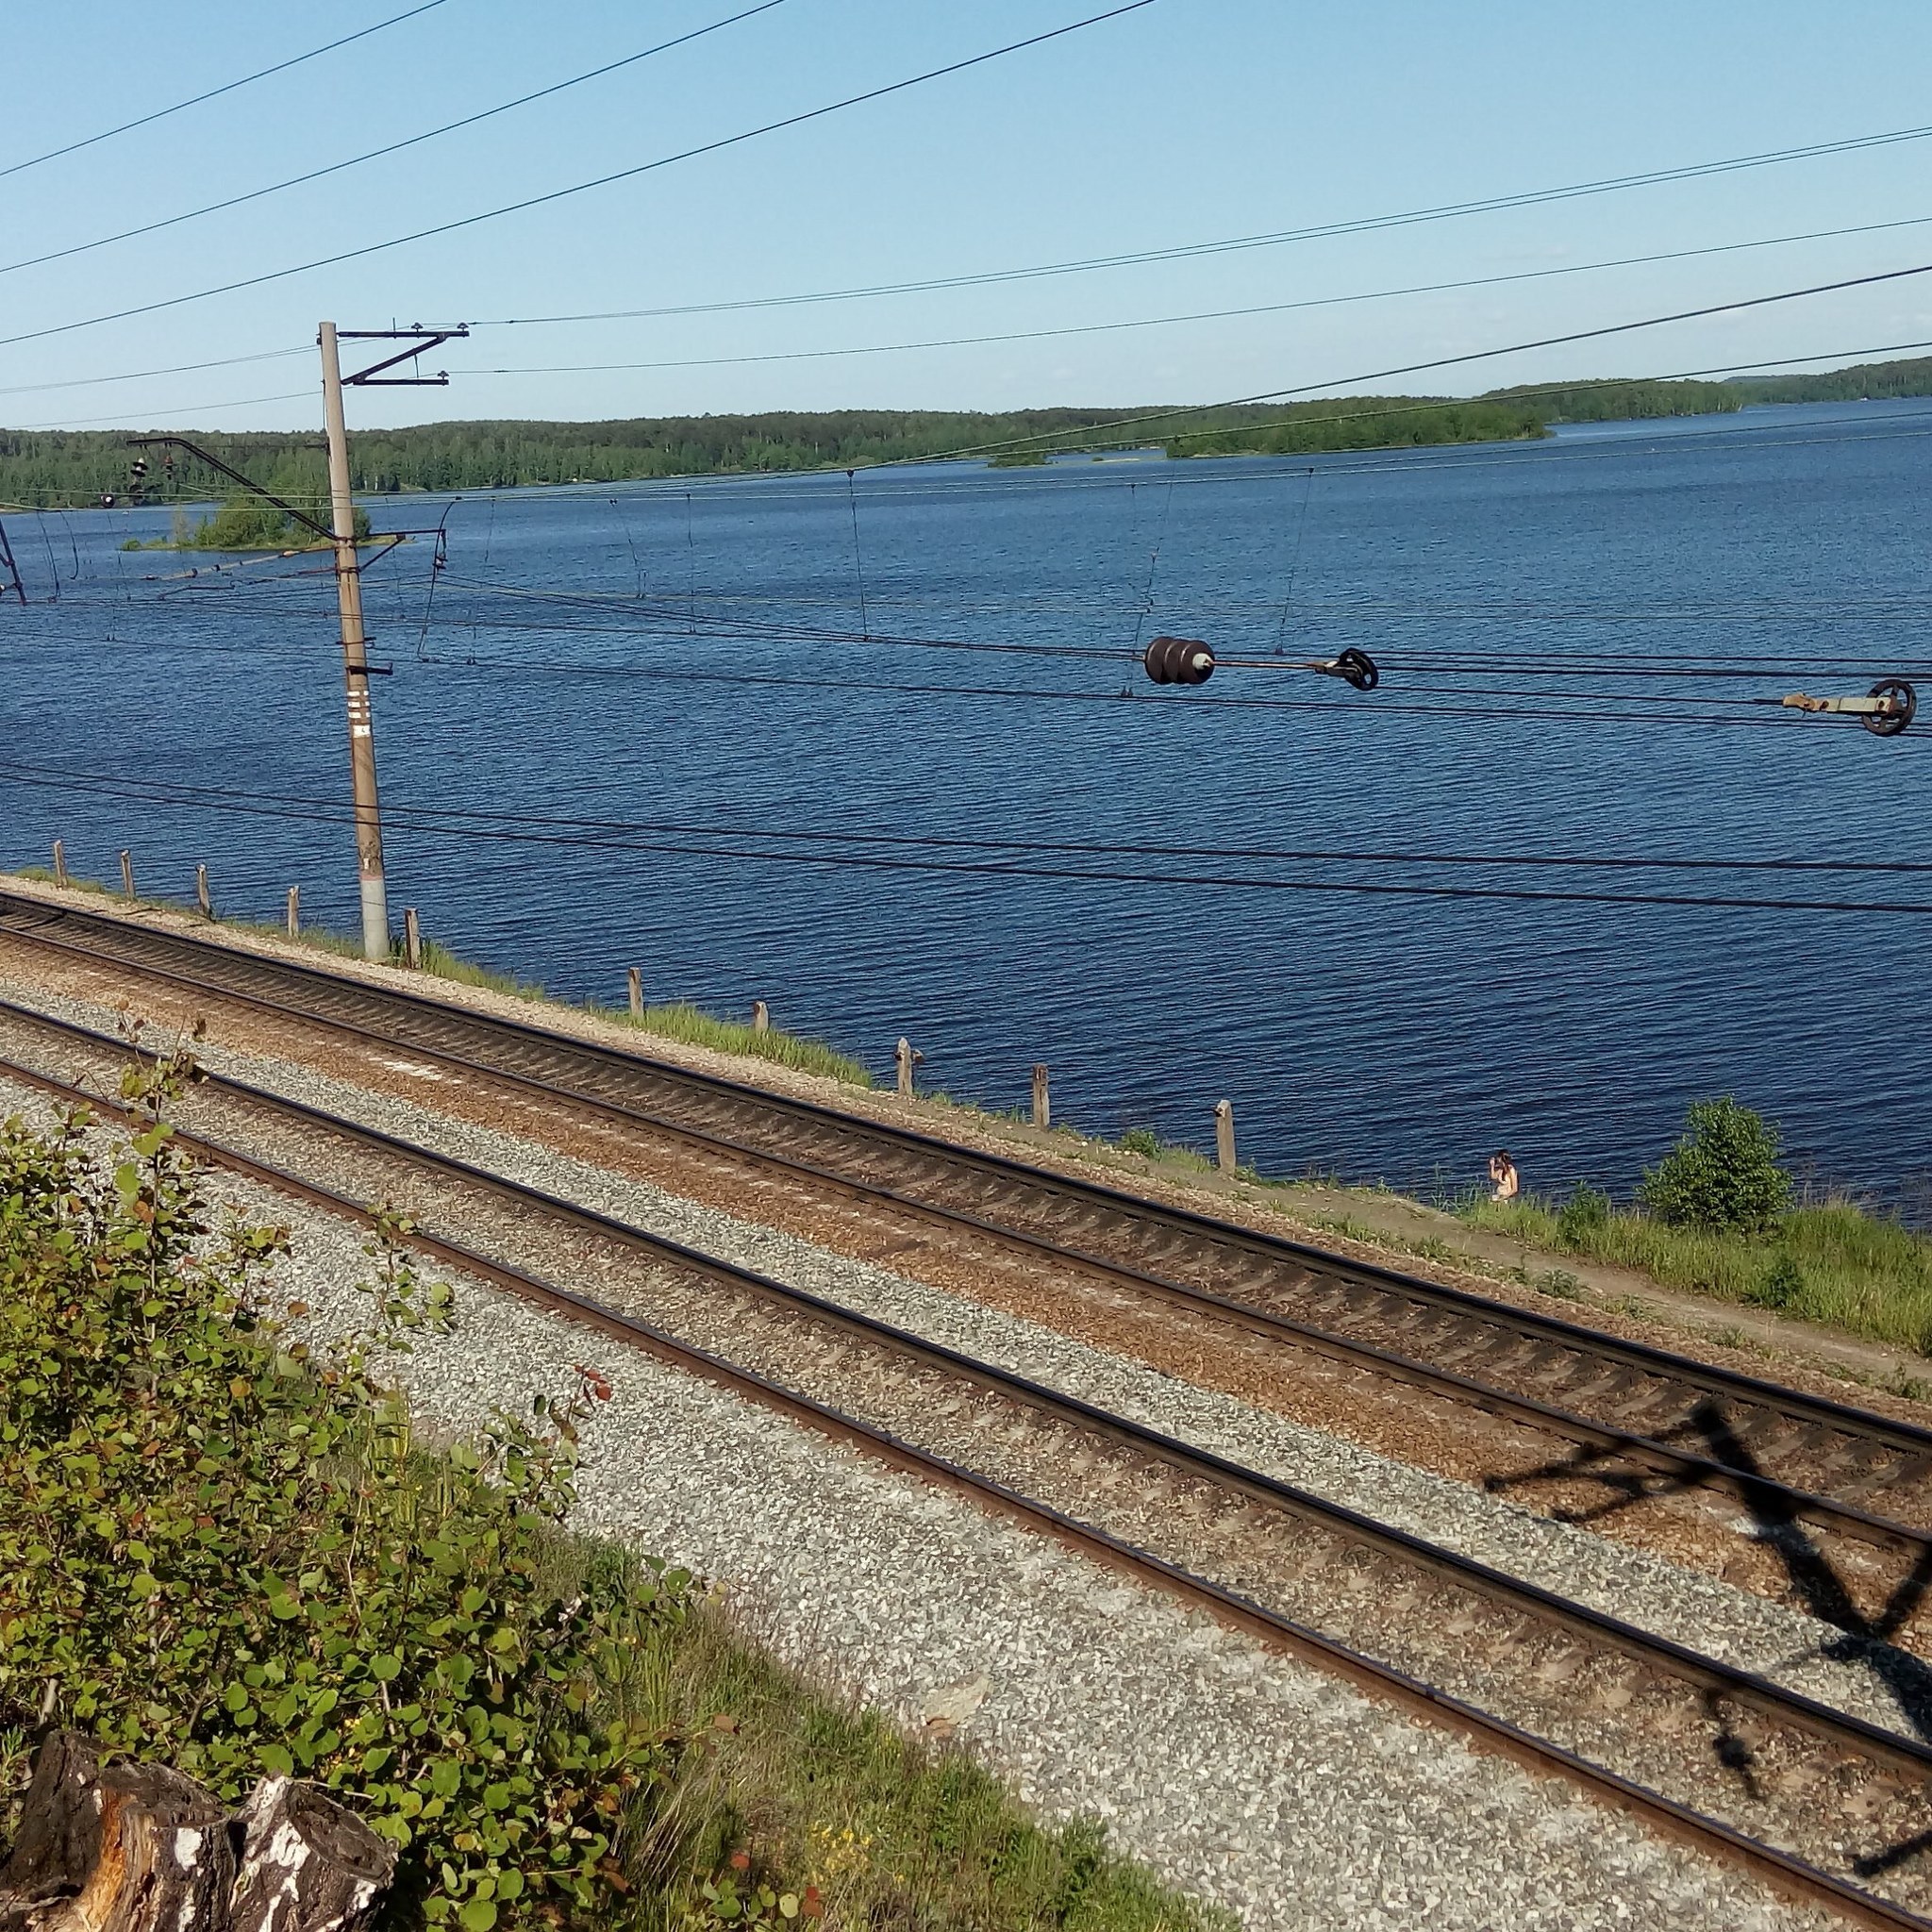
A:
122;492;370;551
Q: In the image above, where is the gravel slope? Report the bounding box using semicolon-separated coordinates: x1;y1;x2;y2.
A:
0;1044;1853;1928
18;982;1911;1746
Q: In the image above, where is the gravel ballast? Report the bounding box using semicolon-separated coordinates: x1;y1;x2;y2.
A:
3;980;1912;1745
0;1070;1838;1930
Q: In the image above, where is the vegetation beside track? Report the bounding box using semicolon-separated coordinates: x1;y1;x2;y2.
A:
1456;1097;1932;1360
1458;1192;1932;1357
0;1053;1218;1932
8;869;874;1089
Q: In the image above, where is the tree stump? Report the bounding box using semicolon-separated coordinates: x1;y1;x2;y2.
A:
0;1732;102;1922
0;1733;233;1932
0;1740;391;1932
225;1779;391;1932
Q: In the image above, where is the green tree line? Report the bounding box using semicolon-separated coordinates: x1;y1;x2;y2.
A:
5;361;1926;508
1726;355;1932;404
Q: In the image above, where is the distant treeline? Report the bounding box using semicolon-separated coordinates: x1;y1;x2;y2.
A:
1726;355;1932;404
5;358;1931;507
0;408;1257;507
1166;378;1748;458
1167;395;1547;457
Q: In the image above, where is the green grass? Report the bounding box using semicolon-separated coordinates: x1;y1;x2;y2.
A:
9;869;874;1090
1459;1192;1932;1355
0;1444;1219;1932
590;997;874;1089
608;1598;1228;1930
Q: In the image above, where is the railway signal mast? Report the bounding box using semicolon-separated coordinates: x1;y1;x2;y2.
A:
318;320;467;959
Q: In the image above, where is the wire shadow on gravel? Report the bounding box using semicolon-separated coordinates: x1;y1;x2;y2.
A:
1487;1402;1932;1734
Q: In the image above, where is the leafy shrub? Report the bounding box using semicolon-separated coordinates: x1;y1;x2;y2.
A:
1119;1127;1159;1158
1636;1097;1792;1233
1555;1184;1612;1249
0;1044;690;1931
1746;1252;1807;1312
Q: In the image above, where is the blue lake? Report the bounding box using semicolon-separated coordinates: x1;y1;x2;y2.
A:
6;398;1931;1209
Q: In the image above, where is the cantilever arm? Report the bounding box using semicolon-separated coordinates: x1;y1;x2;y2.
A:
125;435;335;541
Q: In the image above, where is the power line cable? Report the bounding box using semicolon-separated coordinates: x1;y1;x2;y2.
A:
0;1;451;181
0;1;790;281
0;347;311;401
5;757;1926;873
4;760;1925;912
9;391;318;432
13;211;1932;408
0;3;1156;351
475;141;1932;330
457;233;1932;377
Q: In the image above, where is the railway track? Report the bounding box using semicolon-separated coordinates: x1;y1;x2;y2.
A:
4;1000;1932;1928
3;887;1930;1606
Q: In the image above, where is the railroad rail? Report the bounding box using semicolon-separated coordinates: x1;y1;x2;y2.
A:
3;1004;1931;1929
3;887;1930;1589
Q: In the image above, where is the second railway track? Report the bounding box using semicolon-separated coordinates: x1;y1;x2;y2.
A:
3;888;1931;1600
6;998;1932;1927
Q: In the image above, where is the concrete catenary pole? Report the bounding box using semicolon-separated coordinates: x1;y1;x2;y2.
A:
319;321;390;960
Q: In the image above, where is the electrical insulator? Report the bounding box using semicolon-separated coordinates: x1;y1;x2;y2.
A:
1143;635;1216;685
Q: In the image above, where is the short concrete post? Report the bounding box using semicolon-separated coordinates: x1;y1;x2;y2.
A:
286;886;301;938
752;1000;770;1034
1031;1062;1050;1130
627;966;643;1018
403;908;422;971
895;1036;918;1100
1214;1098;1237;1174
51;839;68;889
120;850;135;903
195;864;212;919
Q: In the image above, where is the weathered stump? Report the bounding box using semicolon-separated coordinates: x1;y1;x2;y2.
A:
226;1778;391;1932
0;1732;102;1922
0;1739;391;1932
0;1733;232;1932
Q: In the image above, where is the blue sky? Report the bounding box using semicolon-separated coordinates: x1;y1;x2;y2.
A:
8;0;1932;430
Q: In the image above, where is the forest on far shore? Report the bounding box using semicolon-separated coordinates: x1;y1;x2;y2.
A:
2;358;1926;508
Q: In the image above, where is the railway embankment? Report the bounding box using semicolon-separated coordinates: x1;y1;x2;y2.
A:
8;872;1932;1925
3;867;1925;1407
0;1036;1865;1932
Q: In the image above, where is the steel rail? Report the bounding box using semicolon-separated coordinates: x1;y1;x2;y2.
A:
0;919;1917;1578
3;890;1929;1511
2;1030;1929;1931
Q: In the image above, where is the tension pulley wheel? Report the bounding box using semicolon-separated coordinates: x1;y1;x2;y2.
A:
1865;677;1916;737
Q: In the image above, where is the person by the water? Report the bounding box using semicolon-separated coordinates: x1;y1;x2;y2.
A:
1489;1150;1520;1203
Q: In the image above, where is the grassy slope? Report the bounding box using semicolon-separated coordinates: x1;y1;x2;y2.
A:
9;871;874;1089
1457;1192;1932;1357
623;1599;1226;1930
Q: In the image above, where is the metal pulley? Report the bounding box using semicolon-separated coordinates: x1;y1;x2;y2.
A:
1773;677;1916;736
1143;635;1216;685
1302;646;1379;691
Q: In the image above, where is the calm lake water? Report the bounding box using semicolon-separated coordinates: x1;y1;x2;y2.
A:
7;399;1932;1209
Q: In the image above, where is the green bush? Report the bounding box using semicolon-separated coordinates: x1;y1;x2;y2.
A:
1555;1184;1612;1249
1636;1097;1793;1233
1119;1127;1159;1158
1746;1251;1807;1311
0;1045;689;1931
